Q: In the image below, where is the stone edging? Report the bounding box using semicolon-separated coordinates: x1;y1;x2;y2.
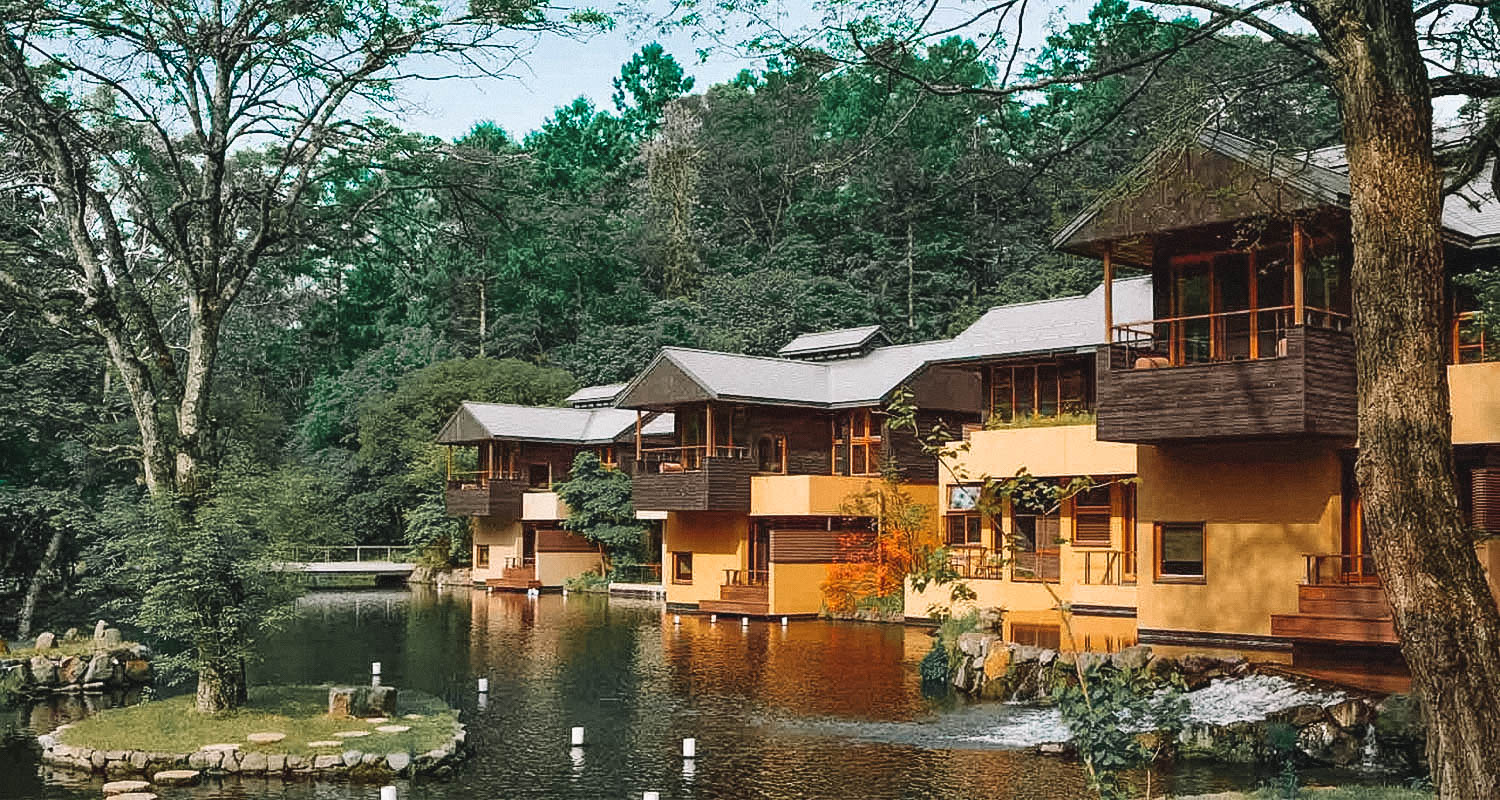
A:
0;646;152;697
37;721;468;781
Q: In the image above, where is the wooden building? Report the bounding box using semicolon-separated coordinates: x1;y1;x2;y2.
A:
911;129;1500;670
435;384;673;590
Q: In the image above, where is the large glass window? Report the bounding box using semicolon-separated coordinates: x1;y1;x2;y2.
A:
946;514;982;546
990;361;1090;423
756;435;787;473
833;409;882;476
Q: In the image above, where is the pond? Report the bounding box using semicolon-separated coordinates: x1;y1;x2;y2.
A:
3;588;1364;799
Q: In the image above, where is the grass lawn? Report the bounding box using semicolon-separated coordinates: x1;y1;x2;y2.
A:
56;685;458;755
5;639;139;660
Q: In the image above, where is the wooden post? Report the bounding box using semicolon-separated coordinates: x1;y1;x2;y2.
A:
704;401;714;461
1292;222;1306;326
635;410;643;462
1102;244;1114;341
1248;250;1259;360
446;446;453;482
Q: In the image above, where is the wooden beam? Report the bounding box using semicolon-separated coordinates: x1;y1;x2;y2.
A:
705;401;714;460
1102;244;1115;341
635;410;643;462
1292;222;1306;326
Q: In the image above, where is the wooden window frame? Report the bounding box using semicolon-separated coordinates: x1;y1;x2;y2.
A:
527;462;551;489
989;361;1090;422
671;551;693;585
756;434;788;474
833;409;882;476
1154;521;1206;584
1121;483;1138;583
475;544;490;568
598;446;618;470
1071;481;1113;548
945;513;982;546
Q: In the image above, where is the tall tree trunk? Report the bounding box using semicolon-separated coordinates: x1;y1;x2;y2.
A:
1310;0;1500;794
17;527;64;639
195;655;246;713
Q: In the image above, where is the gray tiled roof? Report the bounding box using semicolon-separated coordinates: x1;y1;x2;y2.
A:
620;277;1151;409
777;324;888;358
436;402;672;444
564;383;626;407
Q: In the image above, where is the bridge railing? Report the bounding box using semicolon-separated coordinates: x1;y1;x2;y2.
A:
288;545;420;563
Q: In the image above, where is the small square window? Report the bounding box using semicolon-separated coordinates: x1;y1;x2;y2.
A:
1157;522;1205;582
475;545;490;568
948;485;980;511
528;463;551;489
672;552;693;584
946;514;982;545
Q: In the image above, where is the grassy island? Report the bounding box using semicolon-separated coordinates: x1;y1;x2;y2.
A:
55;685;459;757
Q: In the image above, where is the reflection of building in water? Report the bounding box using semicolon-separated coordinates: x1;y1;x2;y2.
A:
1003;609;1137;654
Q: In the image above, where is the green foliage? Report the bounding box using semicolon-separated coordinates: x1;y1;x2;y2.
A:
563;570;611;593
934;610;981;681
402;490;471;567
919;639;949;684
1052;663;1188;800
1263;722;1301;799
553;452;644;561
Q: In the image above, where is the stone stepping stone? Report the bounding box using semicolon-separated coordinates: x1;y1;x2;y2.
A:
375;725;411;734
331;730;370;738
151;769;201;786
306;740;342;748
200;743;239;752
113;794;158;800
364;717;389;723
102;780;152;795
402;713;424;720
246;732;285;744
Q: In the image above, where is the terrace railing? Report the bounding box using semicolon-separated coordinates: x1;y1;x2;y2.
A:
638;445;751;472
1111;305;1351;368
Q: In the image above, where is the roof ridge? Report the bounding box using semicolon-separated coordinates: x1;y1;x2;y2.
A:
662;345;831;368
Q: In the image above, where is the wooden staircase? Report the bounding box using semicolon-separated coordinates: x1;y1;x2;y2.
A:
486;564;542;592
699;583;770;617
1271;583;1397;645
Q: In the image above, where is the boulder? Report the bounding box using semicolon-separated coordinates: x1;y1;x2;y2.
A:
366;685;398;716
82;653;112;685
266;754;286;773
102;779;152;795
34;632;56;650
983;644;1011;681
124;660;151;683
93;620;109;640
57;656;84;685
386;751;411;773
1327;698;1373;730
28;655;58;687
956;632;990;658
99;628;123;648
1110;645;1152;671
313;754;342;770
240;751;268;774
1268;703;1327;727
1011;645;1043;664
328;686;360;717
62;627;80;642
187;750;222;770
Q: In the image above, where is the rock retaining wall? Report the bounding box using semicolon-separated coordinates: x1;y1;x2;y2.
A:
0;646;152;698
946;633;1426;773
36;722;468;781
406;567;472;588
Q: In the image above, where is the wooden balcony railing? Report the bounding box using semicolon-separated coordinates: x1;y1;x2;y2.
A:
945;546;1008;580
1080;549;1131;585
1111;305;1351;368
1303;553;1380;586
1011;550;1062;582
722;569;769;587
638;445;750;473
613;563;663;584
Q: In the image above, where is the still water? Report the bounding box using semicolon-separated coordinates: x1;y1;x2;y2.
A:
5;588;1284;799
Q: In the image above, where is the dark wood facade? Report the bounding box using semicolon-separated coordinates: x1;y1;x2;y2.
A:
1096;326;1356;443
444;477;529;518
632;456;759;511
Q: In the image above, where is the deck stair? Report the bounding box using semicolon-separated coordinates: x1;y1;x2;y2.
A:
486;565;542;592
699;583;770;616
1271;583;1397;645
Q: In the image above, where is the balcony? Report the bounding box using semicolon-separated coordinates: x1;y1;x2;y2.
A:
698;569;770;616
750;474;887;516
485;558;541;592
1097;311;1356;443
1270;554;1396;645
632;446;757;512
445;474;528;517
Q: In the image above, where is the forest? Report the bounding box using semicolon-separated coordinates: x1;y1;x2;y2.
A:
0;0;1342;635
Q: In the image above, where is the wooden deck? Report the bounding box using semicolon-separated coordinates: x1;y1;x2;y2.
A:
1270;583;1397;645
698;583;770;616
486;564;542;592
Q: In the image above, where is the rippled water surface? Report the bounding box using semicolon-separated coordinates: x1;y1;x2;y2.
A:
5;588;1306;799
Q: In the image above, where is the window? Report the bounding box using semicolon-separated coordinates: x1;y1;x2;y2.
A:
1072;482;1112;547
672;552;693;584
946;514;982;546
833;409;882;476
756;435;787;473
1121;483;1137;582
527;463;551;489
1156;522;1205;582
948;485;980;511
598;446;618;469
1011;495;1060;553
475;545;490;568
1008;623;1061;651
990;361;1090;422
1453;312;1500;364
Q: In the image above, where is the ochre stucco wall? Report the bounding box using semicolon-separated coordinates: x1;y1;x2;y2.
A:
1133;440;1342;639
536;551;604;587
472;516;522;584
1449;362;1500;445
664;512;747;608
769;563;829;615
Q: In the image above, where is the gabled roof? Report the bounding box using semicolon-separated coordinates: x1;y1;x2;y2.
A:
1053;129;1500;255
777;324;890;359
615;278;1152;411
564;383;626;408
435;402;672;445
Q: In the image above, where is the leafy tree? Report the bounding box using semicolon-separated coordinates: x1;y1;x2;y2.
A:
554;452;645;566
614;42;697;137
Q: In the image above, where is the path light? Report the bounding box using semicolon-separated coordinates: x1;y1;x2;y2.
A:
562;588;569;598
570;726;585;747
673;615;681;626
380;786;398;800
371;662;381;677
781;617;788;627
477;678;488;693
709;614;716;623
681;737;696;758
741;617;748;628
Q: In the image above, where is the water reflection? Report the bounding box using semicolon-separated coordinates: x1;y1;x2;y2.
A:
3;588;1306;800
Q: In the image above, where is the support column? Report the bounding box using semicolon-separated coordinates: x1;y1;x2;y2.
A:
635;410;643;462
1102;244;1115;341
1292;222;1306;326
705;402;714;461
